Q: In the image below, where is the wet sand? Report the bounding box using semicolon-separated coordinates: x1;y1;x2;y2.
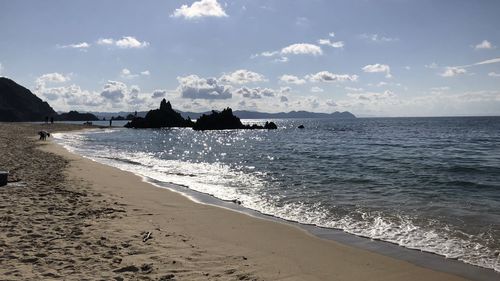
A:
0;123;474;280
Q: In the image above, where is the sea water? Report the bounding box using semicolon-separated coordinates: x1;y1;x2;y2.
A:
53;117;500;272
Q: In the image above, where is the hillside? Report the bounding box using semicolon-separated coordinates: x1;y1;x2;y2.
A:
0;77;57;121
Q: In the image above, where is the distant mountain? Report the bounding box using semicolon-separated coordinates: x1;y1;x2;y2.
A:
0;77;57;121
56;111;99;121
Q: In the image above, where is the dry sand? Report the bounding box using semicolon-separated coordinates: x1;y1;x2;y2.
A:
0;123;472;280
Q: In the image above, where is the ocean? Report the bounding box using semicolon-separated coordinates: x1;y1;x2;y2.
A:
53;117;500;272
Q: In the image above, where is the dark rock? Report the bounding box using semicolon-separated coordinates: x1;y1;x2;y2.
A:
0;77;57;121
125;99;194;128
298;125;305;129
264;121;277;129
193;107;277;131
159;274;175;280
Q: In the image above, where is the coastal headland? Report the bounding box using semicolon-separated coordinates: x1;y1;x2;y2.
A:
0;123;476;280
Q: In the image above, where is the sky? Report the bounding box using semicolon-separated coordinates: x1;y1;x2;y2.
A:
1;0;499;117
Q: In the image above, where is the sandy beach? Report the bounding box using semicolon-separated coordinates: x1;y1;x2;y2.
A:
0;123;475;280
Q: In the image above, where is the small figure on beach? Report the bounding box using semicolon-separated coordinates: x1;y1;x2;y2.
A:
50;117;54;124
109;119;112;127
38;131;50;140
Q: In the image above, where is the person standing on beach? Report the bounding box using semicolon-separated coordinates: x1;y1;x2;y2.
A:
109;119;112;127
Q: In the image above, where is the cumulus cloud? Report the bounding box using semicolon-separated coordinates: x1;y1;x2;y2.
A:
57;42;90;49
488;72;500;77
219;69;267;84
151;89;167;99
177;75;232;99
317;39;344;48
440;67;467;77
360;33;398;42
310;86;324;92
36;73;71;86
140;70;150;76
474;40;495;50
281;43;322;56
279;74;306;85
100;81;127;102
235;87;276;99
329;32;335;37
362;64;392;78
171;0;228;19
306;71;358;82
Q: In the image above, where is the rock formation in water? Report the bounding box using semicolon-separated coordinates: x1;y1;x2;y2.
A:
124;99;194;128
193;107;277;131
0;77;57;121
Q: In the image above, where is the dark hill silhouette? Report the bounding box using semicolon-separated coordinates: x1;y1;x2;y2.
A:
0;77;56;121
56;111;99;121
125;99;194;128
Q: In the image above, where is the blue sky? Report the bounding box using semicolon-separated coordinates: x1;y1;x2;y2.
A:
1;0;499;116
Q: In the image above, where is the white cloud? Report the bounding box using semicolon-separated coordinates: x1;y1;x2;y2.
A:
97;38;114;45
171;0;228;19
280;96;289;102
474;40;495;50
310;86;324;92
116;36;149;48
281;43;323;56
58;42;90;49
96;37;149;48
488;72;500;77
306;71;358;82
317;39;344;48
404;66;411;70
295;17;309;27
121;68;150;79
121;68;137;79
473;57;500;66
279;74;306;85
36;72;70;85
360;33;398;42
219;69;267;84
440;67;467;77
176;75;232;99
348;90;396;101
329;32;335;37
362;64;392;78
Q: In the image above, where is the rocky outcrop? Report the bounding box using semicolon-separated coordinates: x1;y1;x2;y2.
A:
125;99;194;128
193;108;277;131
0;77;57;121
56;111;99;121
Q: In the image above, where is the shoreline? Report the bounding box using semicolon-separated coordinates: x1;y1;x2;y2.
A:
52;127;499;280
44;125;488;280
